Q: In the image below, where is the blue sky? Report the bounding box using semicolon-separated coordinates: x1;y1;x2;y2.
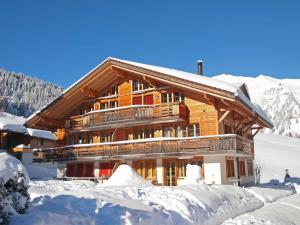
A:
0;0;299;87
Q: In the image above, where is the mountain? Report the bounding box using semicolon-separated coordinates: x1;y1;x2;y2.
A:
213;74;300;137
0;68;64;117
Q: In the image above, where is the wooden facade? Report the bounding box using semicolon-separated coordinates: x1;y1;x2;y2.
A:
27;57;272;185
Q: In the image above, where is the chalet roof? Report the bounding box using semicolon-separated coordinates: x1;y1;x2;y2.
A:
109;58;272;126
0;112;56;140
26;57;273;128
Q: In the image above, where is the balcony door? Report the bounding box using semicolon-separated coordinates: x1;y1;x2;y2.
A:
164;159;177;186
143;94;153;105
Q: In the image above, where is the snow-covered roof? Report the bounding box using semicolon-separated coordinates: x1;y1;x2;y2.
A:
0;112;56;140
109;57;238;93
26;57;273;128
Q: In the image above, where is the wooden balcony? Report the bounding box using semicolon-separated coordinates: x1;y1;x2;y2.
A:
65;103;189;131
33;134;254;162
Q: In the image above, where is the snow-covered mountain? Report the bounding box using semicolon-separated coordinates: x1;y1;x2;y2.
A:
214;74;300;137
0;68;63;117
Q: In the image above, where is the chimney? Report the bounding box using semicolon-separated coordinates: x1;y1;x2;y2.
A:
197;60;203;75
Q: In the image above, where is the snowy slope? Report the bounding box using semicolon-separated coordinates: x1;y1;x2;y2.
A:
254;133;300;183
213;74;300;137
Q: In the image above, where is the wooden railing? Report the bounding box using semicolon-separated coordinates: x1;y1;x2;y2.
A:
33;134;254;162
65;103;189;130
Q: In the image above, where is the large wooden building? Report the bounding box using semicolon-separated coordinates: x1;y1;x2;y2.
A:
26;58;273;186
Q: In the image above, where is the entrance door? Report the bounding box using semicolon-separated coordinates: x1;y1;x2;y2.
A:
143;94;153;105
164;160;176;186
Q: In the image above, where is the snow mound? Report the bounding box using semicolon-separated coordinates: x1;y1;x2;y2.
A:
105;164;152;187
180;164;205;185
0;152;29;184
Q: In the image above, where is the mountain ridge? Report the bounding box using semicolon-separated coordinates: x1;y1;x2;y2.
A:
213;74;300;137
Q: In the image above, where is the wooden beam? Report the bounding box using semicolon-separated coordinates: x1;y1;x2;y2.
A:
81;87;99;98
252;127;263;137
240;116;258;130
40;117;64;127
218;110;231;124
234;118;246;132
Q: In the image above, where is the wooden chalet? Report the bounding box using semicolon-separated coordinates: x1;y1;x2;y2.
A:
26;58;273;186
0;112;56;161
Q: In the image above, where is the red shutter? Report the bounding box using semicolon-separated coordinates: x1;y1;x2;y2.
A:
76;163;84;177
66;163;75;177
133;96;142;105
143;94;153;105
85;162;94;177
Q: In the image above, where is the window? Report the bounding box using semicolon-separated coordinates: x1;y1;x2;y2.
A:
144;129;154;139
133;130;143;140
38;139;44;146
101;90;110;97
110;101;118;108
175;126;181;137
247;159;254;176
111;85;118;95
145;160;156;178
226;158;235;177
78;136;83;144
189;123;200;137
239;159;246;176
133;161;144;177
100;133;110;143
178;159;188;177
163;127;173;137
100;102;108;110
133;80;143;92
161;93;172;103
174;92;185;103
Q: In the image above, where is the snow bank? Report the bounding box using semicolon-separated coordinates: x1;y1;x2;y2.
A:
0;153;30;224
11;178;267;225
105;164;152;187
179;164;205;185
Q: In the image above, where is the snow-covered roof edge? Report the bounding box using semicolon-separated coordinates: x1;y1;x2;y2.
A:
0;112;56;140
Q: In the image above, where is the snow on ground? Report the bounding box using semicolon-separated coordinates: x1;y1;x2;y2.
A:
222;194;300;225
10;162;299;225
255;133;300;183
11;179;265;225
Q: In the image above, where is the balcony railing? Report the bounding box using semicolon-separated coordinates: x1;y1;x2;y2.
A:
33;134;254;162
65;103;189;131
